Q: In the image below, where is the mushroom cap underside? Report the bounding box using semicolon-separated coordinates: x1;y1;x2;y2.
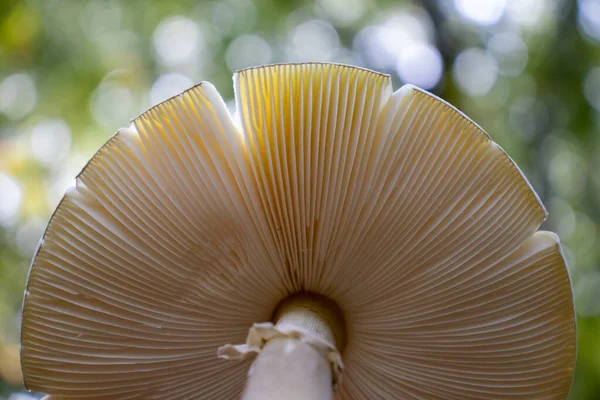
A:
21;63;576;399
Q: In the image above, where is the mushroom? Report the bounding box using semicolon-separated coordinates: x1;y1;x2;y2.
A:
20;63;576;399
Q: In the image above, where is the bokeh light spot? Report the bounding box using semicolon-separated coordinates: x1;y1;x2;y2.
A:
488;32;528;77
286;20;340;62
0;174;22;227
30;119;72;167
152;16;204;66
578;0;600;42
150;73;195;106
225;34;272;72
548;148;587;199
455;0;506;25
354;10;434;70
316;0;366;26
453;48;498;96
90;80;136;129
506;0;546;27
395;43;443;89
0;73;37;120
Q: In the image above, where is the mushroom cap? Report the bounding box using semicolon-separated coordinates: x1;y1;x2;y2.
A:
21;63;576;399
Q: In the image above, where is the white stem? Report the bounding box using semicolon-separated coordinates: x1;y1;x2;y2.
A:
241;337;333;400
218;293;345;400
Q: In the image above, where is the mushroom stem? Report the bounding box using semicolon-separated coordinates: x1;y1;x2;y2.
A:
243;294;344;400
241;337;333;400
273;292;346;350
218;293;345;399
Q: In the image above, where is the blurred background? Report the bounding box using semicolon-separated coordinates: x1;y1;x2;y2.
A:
0;0;598;398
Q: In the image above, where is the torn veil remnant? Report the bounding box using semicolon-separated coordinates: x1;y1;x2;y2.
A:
21;63;576;399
